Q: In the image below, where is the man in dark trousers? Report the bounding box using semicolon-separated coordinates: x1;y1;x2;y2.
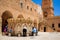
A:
32;27;37;36
23;26;27;37
23;28;27;37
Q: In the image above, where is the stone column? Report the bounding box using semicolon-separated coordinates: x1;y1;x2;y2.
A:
0;18;2;35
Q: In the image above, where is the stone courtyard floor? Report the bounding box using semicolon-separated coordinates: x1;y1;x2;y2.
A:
0;32;60;40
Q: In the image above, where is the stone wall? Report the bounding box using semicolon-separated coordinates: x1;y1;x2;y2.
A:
0;18;2;35
46;16;60;32
0;0;43;35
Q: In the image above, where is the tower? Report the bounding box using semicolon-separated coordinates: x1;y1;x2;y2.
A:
42;0;54;18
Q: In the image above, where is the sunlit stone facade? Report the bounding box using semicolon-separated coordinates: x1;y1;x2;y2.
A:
41;0;60;32
0;0;43;35
0;0;60;36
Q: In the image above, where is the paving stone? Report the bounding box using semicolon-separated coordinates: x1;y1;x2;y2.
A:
0;32;60;40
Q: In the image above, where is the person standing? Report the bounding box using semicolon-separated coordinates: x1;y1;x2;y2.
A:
23;25;27;37
32;27;37;36
4;25;8;35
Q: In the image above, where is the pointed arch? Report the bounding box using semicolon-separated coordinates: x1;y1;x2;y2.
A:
1;10;13;32
17;14;24;18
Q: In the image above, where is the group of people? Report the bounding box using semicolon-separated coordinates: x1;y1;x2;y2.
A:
22;24;38;36
3;24;38;37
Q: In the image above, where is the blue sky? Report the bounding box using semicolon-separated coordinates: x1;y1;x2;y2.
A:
32;0;60;16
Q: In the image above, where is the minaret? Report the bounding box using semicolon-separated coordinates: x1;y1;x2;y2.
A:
42;0;54;18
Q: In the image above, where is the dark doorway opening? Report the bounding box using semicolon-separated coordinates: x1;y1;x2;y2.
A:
23;28;27;37
38;23;40;31
44;27;46;32
1;11;13;35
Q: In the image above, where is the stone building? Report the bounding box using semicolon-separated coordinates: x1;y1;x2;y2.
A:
0;0;60;36
46;16;60;32
0;0;43;35
40;0;60;32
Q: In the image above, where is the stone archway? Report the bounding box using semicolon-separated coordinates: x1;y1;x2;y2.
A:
1;11;13;34
18;14;24;18
17;14;25;23
23;27;27;36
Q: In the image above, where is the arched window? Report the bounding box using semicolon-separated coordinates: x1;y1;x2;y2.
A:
20;3;23;8
30;8;32;11
27;6;29;10
44;11;48;17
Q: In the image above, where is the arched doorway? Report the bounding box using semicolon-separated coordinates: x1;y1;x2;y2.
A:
23;28;27;36
18;14;27;36
1;11;13;35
